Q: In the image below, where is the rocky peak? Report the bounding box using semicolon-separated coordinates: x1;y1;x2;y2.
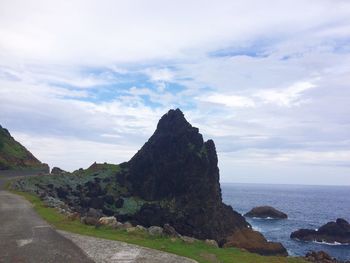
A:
118;109;287;255
156;108;197;135
0;125;11;138
126;109;220;201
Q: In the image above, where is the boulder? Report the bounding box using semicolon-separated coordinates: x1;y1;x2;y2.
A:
81;216;99;226
122;222;133;229
136;225;147;232
224;228;288;256
244;206;287;219
163;223;180;237
291;218;350;244
126;227;138;233
98;216;117;227
112;222;124;229
304;251;349;263
180;236;196;244
148;226;164;236
86;208;102;219
205;239;219;248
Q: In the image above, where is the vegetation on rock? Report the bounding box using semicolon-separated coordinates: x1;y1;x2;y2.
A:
0;125;49;171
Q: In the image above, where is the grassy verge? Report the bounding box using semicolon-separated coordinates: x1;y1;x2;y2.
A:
9;189;306;263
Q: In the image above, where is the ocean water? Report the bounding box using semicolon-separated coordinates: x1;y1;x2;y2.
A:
221;183;350;261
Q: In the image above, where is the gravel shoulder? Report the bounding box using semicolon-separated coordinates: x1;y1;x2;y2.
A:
58;230;198;263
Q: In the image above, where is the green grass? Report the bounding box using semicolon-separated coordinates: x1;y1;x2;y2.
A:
8;189;307;263
0;127;44;169
2;142;27;159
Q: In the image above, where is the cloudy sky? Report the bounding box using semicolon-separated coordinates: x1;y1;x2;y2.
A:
1;0;350;185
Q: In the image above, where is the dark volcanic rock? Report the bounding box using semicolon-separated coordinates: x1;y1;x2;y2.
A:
163;223;180;237
56;187;68;199
103;195;114;205
119;109;287;255
245;206;287;219
124;109;248;238
224;228;288;256
81;208;102;226
85;181;104;197
89;197;104;209
291;218;350;244
304;251;350;263
115;198;124;208
86;208;102;218
126;109;220;201
51;167;66;175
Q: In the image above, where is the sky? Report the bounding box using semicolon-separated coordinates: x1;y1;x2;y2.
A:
1;0;350;185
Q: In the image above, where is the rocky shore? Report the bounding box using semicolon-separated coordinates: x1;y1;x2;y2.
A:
12;109;287;256
303;251;350;263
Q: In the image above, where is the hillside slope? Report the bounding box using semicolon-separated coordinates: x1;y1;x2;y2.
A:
0;125;49;171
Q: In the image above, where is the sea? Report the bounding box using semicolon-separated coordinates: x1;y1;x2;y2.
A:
221;183;350;261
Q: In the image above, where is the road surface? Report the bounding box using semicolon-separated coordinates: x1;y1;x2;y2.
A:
0;172;94;263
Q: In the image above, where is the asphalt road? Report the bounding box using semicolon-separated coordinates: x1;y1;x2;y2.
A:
0;172;94;263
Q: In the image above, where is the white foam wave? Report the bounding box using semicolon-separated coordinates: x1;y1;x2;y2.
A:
293;238;349;246
313;240;349;246
252;226;263;232
251;216;277;220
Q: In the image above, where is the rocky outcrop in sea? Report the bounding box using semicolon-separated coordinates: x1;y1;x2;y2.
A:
244;206;288;219
291;218;350;244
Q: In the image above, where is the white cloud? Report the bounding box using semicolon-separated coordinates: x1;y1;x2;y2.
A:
144;68;174;83
256;81;317;106
12;132;137;171
1;0;350;184
197;93;255;108
1;0;350;65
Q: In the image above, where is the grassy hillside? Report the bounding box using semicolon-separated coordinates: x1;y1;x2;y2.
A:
0;125;48;171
